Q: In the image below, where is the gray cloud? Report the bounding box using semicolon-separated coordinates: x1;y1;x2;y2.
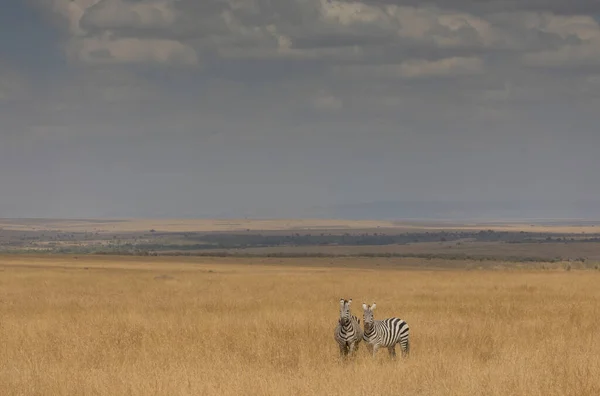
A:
363;0;600;15
20;1;600;120
2;0;600;217
33;0;600;69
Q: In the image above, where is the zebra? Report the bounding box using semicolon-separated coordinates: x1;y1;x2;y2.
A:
334;298;363;358
362;302;410;359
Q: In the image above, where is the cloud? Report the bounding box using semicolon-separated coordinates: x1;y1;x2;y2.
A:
68;35;199;66
363;0;600;16
516;13;600;68
335;56;483;79
35;0;197;66
22;1;600;125
400;56;484;77
523;42;600;68
26;0;600;115
40;0;102;35
80;0;178;32
33;0;520;67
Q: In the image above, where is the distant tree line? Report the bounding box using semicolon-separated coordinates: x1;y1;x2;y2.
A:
4;229;600;256
126;230;600;250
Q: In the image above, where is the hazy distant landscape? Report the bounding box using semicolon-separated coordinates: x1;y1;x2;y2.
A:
2;217;600;266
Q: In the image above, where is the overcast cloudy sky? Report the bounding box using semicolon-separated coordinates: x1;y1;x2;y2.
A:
1;0;599;218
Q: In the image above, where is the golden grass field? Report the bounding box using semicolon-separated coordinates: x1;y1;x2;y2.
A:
1;255;599;395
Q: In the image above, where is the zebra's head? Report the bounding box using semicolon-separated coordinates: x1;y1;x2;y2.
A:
362;302;376;325
339;298;353;324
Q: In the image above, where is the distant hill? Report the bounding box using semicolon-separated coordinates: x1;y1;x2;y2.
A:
20;200;599;222
317;200;600;221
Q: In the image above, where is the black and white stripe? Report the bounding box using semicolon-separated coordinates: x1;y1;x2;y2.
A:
362;303;410;359
334;298;363;358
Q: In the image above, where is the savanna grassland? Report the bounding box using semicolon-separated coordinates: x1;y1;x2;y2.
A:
1;255;599;395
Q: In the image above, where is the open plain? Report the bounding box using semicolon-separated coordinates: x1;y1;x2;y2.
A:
2;217;600;234
1;254;599;395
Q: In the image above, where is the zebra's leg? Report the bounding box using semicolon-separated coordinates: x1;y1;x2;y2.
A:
401;340;410;358
388;345;396;360
371;344;380;358
348;341;356;356
339;343;348;359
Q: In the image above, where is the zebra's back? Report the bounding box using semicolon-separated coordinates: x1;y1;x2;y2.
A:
372;317;409;350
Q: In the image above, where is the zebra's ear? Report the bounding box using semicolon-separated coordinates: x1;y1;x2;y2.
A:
348;299;352;305
340;299;345;305
371;303;376;310
362;303;368;310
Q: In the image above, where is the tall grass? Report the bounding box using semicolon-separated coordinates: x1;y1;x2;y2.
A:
1;256;599;395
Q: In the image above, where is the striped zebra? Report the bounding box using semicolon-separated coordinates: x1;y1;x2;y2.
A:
362;303;410;359
334;298;363;358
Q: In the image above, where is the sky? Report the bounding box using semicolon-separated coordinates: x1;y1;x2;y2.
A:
1;0;600;219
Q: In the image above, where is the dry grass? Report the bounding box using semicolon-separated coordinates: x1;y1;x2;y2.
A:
1;255;599;395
